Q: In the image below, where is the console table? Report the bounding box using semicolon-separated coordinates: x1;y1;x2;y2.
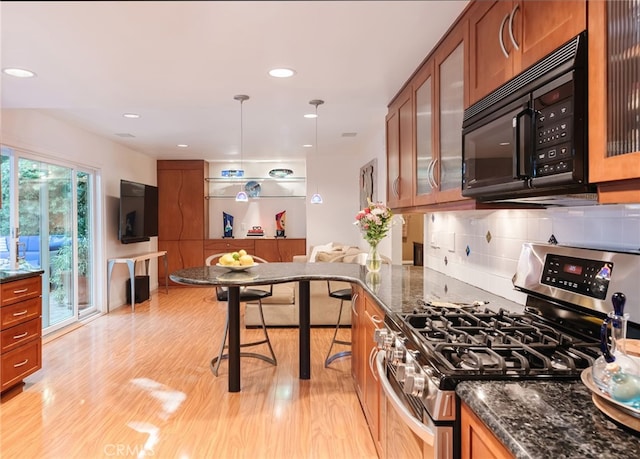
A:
107;251;168;311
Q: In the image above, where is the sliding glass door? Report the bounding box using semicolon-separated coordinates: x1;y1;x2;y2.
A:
1;146;97;332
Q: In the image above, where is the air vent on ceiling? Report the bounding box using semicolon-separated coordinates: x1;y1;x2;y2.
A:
341;132;357;137
115;133;135;138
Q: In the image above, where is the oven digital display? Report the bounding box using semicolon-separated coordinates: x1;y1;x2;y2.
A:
542;255;613;300
563;263;583;275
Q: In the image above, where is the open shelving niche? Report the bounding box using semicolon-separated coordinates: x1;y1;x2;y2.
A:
205;175;306;199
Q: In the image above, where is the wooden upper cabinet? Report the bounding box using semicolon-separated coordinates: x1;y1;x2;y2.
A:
588;0;640;203
412;60;437;206
468;0;586;105
386;87;414;210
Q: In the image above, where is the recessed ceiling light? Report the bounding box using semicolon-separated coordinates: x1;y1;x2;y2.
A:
123;113;140;119
177;144;189;148
268;68;296;78
3;67;36;78
303;144;313;148
304;113;317;119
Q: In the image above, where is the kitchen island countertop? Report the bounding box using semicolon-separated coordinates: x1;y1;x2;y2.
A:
457;379;640;459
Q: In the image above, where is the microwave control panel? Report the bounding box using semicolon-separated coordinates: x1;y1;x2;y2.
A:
533;81;574;177
541;254;613;300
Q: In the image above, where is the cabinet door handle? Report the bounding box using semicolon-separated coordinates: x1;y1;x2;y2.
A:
508;4;520;51
13;359;29;368
351;292;359;316
393;176;400;198
12;310;28;317
499;12;510;58
12;288;29;294
431;158;439;189
13;331;29;339
371;314;384;325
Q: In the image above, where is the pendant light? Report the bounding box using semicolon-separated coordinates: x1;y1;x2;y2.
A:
309;99;324;204
234;94;249;202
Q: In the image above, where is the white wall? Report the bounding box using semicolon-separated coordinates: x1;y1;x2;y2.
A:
424;204;640;304
305;124;392;257
1;109;159;311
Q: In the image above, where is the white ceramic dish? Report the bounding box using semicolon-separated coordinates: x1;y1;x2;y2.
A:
216;263;259;272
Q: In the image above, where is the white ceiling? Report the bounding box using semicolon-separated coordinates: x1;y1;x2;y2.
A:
1;1;468;163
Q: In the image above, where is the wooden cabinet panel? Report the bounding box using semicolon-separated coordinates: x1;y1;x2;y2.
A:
1;318;40;353
363;295;384;456
1;339;41;392
351;285;364;398
461;403;514;459
515;1;585;71
204;239;306;263
0;276;41;307
157;160;208;283
387;88;414;210
468;0;586;105
254;238;306;262
1;274;42;393
588;0;640;200
204;239;254;256
1;297;41;329
159;240;204;285
468;0;514;104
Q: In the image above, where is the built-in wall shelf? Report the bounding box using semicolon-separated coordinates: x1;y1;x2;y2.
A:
205;176;306;199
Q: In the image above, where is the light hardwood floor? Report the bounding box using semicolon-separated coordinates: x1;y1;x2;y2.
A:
0;287;377;459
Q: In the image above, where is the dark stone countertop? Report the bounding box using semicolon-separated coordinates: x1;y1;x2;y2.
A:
457;380;640;459
0;268;44;283
170;263;524;315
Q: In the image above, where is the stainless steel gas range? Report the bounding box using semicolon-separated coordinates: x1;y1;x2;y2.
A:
375;243;640;459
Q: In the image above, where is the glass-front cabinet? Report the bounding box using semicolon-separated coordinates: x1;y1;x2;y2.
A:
589;0;640;203
411;16;469;208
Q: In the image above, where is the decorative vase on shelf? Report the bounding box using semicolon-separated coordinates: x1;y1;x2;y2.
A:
366;242;382;273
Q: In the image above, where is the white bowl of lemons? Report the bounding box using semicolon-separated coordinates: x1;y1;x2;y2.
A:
216;250;259;271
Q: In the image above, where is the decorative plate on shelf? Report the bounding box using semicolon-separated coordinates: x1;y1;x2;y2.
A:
216;263;259;272
244;180;261;197
268;168;293;178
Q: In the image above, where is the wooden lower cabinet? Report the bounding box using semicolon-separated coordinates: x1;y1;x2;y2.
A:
0;274;43;393
352;287;385;457
461;402;514;459
204;238;306;263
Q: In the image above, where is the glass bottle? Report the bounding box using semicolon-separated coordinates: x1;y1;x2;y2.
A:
591;292;640;395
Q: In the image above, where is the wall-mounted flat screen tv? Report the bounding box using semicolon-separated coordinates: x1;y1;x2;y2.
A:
119;179;158;244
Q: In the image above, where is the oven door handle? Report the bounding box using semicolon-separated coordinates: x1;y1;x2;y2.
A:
375;351;435;446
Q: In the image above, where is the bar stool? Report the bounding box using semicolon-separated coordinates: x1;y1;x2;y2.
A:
324;281;353;367
205;253;277;376
324;251;391;367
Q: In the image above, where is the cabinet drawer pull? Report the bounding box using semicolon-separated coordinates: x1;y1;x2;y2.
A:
13;331;29;339
13;359;29;368
12;288;29;294
12;310;28;317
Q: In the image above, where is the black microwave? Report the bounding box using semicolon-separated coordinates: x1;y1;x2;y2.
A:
462;32;595;203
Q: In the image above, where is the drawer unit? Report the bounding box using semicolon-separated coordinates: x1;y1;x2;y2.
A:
1;318;41;353
1;276;41;307
1;339;41;392
1;297;41;329
0;274;43;393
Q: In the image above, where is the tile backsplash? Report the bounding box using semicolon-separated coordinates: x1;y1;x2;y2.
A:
423;204;640;304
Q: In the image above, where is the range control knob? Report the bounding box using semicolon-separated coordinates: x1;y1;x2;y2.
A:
404;373;426;397
396;363;414;382
373;328;388;347
391;348;406;365
382;334;395;350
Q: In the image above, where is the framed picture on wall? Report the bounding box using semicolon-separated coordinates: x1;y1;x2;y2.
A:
359;158;377;209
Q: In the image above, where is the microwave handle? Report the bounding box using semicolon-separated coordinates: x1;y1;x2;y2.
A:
512;107;533;179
